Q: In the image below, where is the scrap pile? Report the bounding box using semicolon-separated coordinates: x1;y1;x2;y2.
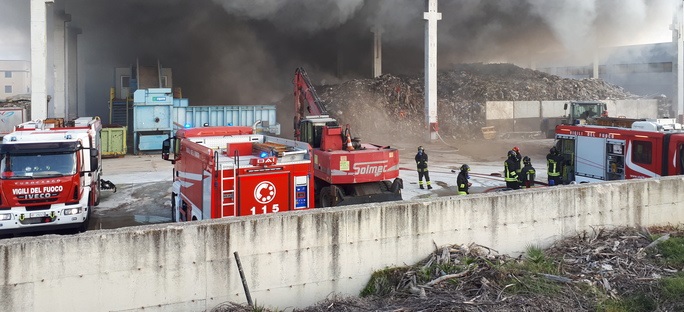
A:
315;63;638;142
215;227;684;312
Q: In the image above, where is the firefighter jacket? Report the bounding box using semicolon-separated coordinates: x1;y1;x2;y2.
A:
457;171;470;195
504;157;520;182
514;151;523;173
520;164;536;188
415;152;429;171
546;153;563;177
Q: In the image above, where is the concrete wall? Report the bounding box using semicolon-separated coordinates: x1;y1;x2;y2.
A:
485;99;659;133
2;176;684;312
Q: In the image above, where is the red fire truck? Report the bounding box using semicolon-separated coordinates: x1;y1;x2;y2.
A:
293;67;402;207
0;117;107;234
555;119;684;183
161;126;314;221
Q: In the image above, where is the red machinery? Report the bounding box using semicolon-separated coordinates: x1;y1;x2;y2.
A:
554;119;684;183
162;126;314;221
293;67;402;207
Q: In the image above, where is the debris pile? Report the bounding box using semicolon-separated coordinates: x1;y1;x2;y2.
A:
215;227;684;311
0;94;31;118
316;63;638;142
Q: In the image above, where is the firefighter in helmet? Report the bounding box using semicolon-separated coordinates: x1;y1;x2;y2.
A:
547;146;564;186
457;164;472;195
415;146;432;189
520;156;536;189
504;150;521;190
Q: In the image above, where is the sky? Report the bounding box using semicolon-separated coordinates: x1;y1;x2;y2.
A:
0;0;679;116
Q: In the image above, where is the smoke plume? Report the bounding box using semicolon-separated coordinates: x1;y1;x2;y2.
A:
0;0;678;117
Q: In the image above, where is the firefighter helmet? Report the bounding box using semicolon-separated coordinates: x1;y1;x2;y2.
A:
523;156;531;165
460;164;470;172
418;146;424;151
507;150;516;158
512;146;520;153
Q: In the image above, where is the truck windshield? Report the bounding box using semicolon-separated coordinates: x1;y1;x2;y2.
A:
574;103;603;120
1;152;77;179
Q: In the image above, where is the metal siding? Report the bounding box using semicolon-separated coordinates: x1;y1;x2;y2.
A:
576;136;606;180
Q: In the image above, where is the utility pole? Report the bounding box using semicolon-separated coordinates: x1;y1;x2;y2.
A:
423;0;441;141
371;24;383;78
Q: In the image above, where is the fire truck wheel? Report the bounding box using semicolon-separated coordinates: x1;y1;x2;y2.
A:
319;186;337;208
78;208;91;233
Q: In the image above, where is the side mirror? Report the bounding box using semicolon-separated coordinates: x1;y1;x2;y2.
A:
162;138;171;161
90;149;99;157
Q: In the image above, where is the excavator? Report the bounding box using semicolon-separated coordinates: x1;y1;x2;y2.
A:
293;67;403;207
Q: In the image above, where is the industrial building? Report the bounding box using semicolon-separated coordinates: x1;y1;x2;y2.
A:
0;60;31;101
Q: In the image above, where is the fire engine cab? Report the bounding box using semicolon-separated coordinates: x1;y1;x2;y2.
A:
555;118;684;183
0;117;104;234
161;126;314;221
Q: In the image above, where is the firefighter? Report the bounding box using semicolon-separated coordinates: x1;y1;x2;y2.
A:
520;156;536;189
456;164;472;195
512;146;523;172
547;146;564;186
415;146;432;189
504;150;521;190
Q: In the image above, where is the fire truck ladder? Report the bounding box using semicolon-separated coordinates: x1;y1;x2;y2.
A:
219;150;238;218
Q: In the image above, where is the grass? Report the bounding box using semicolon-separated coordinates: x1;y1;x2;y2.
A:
657;236;684;267
596;294;657;312
661;272;684;301
360;267;405;297
501;245;563;296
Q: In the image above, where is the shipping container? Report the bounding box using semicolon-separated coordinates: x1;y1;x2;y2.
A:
172;105;280;135
0;107;27;136
101;125;127;158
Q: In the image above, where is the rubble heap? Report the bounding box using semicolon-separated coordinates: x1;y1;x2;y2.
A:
316;63;638;142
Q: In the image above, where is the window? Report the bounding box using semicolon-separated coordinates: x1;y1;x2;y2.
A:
632;141;652;164
120;76;130;89
4;85;11;94
4;71;11;78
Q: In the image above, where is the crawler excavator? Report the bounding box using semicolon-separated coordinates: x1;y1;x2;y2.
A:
293;67;402;207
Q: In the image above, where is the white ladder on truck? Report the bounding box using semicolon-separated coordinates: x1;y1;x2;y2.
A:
219;153;238;218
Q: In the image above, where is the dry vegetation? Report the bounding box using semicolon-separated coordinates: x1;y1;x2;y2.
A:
215;226;684;312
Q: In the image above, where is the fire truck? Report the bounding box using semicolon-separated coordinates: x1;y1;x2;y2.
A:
554;118;684;183
0;117;108;234
161;125;314;221
293;67;403;207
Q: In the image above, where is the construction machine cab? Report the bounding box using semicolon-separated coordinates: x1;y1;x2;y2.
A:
567;101;606;125
298;116;343;150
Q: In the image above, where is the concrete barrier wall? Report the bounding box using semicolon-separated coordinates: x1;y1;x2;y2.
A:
2;176;684;312
485;100;659;133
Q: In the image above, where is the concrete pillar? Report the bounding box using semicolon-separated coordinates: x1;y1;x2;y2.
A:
423;0;441;141
593;51;599;79
67;27;81;120
30;0;54;120
678;1;684;123
53;9;69;118
371;25;382;78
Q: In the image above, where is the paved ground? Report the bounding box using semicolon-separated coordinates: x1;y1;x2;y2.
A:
91;137;554;230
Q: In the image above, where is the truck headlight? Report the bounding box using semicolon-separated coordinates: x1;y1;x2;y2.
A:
0;213;11;221
63;208;82;215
